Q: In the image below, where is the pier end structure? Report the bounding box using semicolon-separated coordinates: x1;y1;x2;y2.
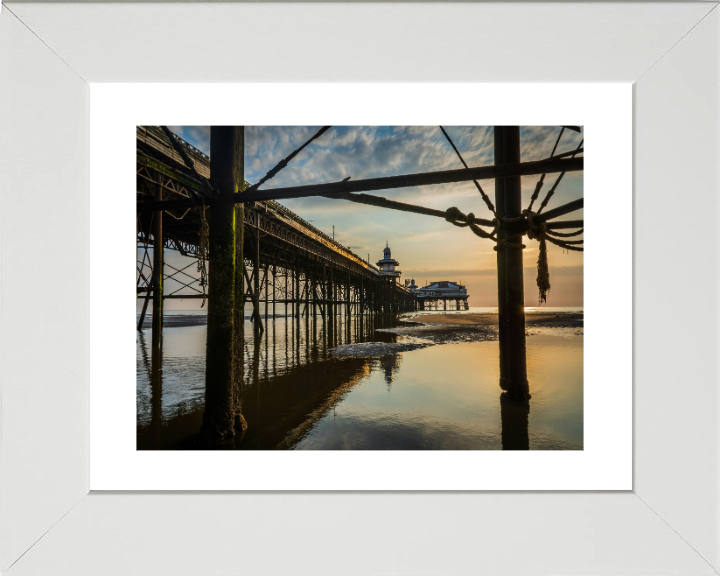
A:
412;280;469;311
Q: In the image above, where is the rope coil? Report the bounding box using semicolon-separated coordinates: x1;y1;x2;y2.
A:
525;212;551;303
444;207;525;249
444;205;583;305
524;210;583;304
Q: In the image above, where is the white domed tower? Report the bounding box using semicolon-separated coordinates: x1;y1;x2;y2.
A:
376;241;401;278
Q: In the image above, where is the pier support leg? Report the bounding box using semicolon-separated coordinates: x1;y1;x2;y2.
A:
264;264;269;320
151;182;163;350
305;269;310;317
201;126;246;444
494;126;529;398
346;272;351;315
329;264;334;317
233;179;246;434
295;266;300;318
253;220;262;332
138;279;153;331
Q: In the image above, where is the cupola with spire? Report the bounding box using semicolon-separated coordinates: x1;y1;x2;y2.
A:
376;241;401;278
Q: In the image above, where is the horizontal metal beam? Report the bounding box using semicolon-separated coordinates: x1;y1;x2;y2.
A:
548;148;583;160
137;157;583;213
533;198;583;223
163;294;205;299
545;219;583;230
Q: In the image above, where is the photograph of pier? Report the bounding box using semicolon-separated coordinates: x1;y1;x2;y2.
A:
137;126;583;450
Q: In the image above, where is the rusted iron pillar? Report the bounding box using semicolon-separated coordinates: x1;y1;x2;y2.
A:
346;271;351;315
494;126;530;398
305;269;310;317
289;267;294;317
333;266;338;308
328;264;334;318
151;182;163;349
312;269;318;318
264;264;269;320
233;169;245;434
295;266;300;318
322;262;327;321
138;280;153;331
253;217;262;332
201;126;246;444
327;263;334;344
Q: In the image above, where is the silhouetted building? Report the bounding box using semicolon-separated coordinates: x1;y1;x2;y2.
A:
376;242;401;279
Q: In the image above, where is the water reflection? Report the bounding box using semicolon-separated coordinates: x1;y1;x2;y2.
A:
382;355;400;389
137;312;583;450
500;393;530;450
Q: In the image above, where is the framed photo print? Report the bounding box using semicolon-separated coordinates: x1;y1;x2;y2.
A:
1;2;718;575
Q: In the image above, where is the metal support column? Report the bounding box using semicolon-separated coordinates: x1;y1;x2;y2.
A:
494;126;529;398
151;179;163;350
202;126;246;443
254;217;262;332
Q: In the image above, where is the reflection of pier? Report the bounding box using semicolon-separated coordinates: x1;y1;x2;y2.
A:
137;313;400;450
136;313;531;450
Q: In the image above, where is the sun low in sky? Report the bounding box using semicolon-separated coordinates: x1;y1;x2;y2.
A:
155;126;583;309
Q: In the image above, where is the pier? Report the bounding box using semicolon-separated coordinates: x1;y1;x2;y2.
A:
136;125;584;444
137;126;418;334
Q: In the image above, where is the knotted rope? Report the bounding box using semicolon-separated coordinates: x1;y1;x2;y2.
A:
524;210;584;304
525;212;551;303
444;205;584;304
444;207;525;249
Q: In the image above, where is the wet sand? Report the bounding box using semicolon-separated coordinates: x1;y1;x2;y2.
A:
369;311;584;344
412;312;583;328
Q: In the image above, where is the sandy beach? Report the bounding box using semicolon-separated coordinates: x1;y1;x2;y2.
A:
413;312;583;328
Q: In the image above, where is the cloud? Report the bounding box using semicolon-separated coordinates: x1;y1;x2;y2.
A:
156;126;584;309
168;126;210;155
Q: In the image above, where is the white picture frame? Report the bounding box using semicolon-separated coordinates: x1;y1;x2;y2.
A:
1;2;718;574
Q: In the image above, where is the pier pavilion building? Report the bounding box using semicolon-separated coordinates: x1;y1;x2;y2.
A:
415;281;469;310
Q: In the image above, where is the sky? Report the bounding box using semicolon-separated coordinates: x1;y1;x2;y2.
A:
149;126;583;309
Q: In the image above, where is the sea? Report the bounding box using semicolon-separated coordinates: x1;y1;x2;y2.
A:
137;307;583;450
